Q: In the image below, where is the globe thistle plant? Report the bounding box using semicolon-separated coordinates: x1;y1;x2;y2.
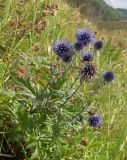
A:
81;63;96;81
94;40;104;50
53;39;73;62
51;29;115;153
103;71;115;83
76;28;95;45
88;114;103;127
82;51;94;62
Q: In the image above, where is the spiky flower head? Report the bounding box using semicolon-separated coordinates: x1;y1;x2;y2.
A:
81;63;96;81
82;51;94;62
74;41;85;51
76;28;95;45
103;71;115;83
94;40;104;50
88;114;103;127
79;116;84;122
53;40;73;62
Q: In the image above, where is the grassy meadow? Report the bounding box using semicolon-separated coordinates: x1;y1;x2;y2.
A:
98;22;127;49
0;0;127;159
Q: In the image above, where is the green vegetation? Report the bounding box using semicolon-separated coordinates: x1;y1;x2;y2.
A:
66;0;127;48
66;0;120;21
0;0;127;160
117;8;127;20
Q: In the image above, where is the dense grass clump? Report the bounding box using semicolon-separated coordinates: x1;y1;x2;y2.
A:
0;0;127;160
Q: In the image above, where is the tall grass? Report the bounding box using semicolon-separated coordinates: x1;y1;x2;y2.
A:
0;0;127;159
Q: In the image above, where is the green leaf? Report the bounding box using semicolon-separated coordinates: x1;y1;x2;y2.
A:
30;149;39;160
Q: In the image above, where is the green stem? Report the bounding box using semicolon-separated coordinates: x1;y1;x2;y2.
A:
60;81;83;109
36;53;78;101
65;74;80;95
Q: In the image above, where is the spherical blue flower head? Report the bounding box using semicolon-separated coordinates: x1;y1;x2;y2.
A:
76;29;95;45
88;114;103;127
53;40;72;62
94;40;104;50
79;116;84;122
103;71;115;83
82;51;94;62
74;41;85;51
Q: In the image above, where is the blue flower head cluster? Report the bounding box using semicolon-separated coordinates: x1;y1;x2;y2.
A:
76;28;95;46
74;41;85;51
103;71;115;83
82;51;94;62
53;40;73;62
52;28;115;129
52;28;115;82
79;116;84;123
94;40;104;50
88;114;103;127
52;28;115;83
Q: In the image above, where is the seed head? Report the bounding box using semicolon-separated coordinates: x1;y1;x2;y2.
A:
81;63;96;81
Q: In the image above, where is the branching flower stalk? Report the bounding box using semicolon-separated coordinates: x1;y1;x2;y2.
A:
60;81;84;109
67;79;104;123
65;73;80;94
96;50;100;67
69;74;115;125
29;52;80;114
55;81;84;139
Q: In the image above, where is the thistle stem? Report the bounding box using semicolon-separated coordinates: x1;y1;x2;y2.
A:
60;81;83;108
65;74;80;94
97;50;100;67
31;53;78;113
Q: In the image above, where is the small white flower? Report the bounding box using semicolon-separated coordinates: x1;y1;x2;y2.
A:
48;46;51;53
